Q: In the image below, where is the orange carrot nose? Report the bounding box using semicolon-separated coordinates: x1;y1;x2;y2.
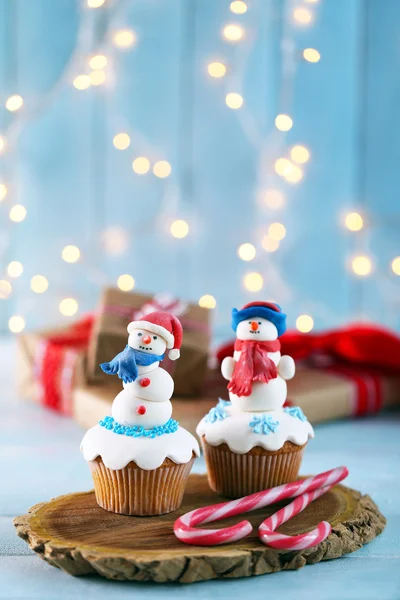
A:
251;321;258;331
142;335;152;344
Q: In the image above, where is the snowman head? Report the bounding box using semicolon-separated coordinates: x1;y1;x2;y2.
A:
236;317;278;341
128;328;168;355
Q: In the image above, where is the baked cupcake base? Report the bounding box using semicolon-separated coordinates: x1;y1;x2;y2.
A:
90;455;196;516
201;436;305;498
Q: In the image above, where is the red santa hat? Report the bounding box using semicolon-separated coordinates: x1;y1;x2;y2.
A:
127;311;183;360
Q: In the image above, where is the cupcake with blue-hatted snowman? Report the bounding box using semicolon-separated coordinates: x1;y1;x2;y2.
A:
81;311;199;516
197;301;314;498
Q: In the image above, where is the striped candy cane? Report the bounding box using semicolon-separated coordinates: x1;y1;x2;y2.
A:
174;466;348;548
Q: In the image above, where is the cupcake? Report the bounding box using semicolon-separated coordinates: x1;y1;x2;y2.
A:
196;301;314;498
81;310;199;515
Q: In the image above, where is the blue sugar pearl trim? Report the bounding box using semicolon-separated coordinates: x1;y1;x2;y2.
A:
284;406;307;422
99;415;179;438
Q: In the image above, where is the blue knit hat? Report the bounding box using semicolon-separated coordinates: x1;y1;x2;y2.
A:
231;301;287;337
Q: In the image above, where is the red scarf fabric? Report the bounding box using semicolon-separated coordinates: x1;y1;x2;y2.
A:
228;339;281;397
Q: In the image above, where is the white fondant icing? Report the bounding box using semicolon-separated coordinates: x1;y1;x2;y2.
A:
81;424;200;470
127;327;168;355
236;317;278;341
112;393;173;428
196;408;314;454
278;355;296;380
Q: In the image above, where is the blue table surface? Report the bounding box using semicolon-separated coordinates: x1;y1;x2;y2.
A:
1;338;400;599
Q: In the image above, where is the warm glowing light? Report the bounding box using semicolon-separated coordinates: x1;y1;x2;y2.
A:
199;294;216;309
59;298;79;316
30;275;49;294
0;184;7;201
89;54;107;69
87;0;105;7
275;114;293;131
8;315;25;333
132;157;150;174
238;243;256;261
274;158;292;176
208;62;227;78
391;257;400;275
117;274;135;292
62;245;80;263
113;29;137;49
284;164;303;183
230;1;247;14
9;205;27;222
268;222;286;241
225;92;243;109
303;48;321;63
243;272;263;292
73;75;91;90
90;70;106;86
153;160;172;178
293;7;313;24
102;226;129;256
0;280;12;299
290;145;310;164
7;261;23;278
296;314;314;333
305;0;319;3
5;95;23;112
262;189;285;209
0;137;6;154
222;24;244;42
113;133;130;150
170;219;189;239
261;236;279;252
351;255;372;277
345;212;363;232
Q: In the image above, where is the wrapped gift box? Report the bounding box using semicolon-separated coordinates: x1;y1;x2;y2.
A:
87;288;211;397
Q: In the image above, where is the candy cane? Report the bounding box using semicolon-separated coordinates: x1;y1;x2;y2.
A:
174;466;348;547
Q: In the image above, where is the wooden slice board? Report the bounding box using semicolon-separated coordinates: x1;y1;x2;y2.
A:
14;474;386;583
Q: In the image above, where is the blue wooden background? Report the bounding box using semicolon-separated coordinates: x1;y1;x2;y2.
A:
0;0;399;338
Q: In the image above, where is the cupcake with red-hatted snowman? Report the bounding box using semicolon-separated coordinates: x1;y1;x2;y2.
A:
81;311;199;516
197;301;314;498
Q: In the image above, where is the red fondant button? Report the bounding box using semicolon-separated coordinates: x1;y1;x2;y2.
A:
136;405;146;415
140;377;151;387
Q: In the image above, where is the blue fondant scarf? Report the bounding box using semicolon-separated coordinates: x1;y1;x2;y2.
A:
100;345;165;384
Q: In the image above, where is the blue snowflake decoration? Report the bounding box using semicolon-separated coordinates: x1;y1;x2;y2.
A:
249;414;279;435
284;406;307;422
205;398;231;424
99;416;179;438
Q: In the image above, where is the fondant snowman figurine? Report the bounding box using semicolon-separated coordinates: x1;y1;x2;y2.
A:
221;301;295;412
100;311;182;428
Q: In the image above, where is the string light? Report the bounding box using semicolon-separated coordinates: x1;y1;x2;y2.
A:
5;95;23;112
7;261;23;278
391;257;400;276
30;275;49;294
237;243;256;261
275;114;293;131
89;54;107;69
113;29;137;49
170;219;189;239
87;0;105;7
230;1;247;14
222;24;244;42
89;70;106;86
0;280;12;299
296;314;314;333
262;189;285;209
0;137;6;154
9;205;27;222
113;133;130;150
274;158;292;176
153;160;171;178
225;92;244;110
303;48;321;63
102;226;129;256
351;255;372;277
0;184;7;201
132;157;150;174
261;236;279;252
344;212;363;232
293;7;313;25
59;298;78;316
268;222;286;241
62;245;80;263
290;145;310;164
284;164;303;183
8;315;25;333
207;62;227;78
243;272;263;292
117;274;135;292
199;294;216;309
73;75;91;90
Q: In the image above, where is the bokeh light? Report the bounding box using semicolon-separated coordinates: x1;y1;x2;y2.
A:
225;92;244;109
208;62;227;78
274;158;292;176
90;70;106;86
7;261;23;278
275;114;293;131
113;29;137;49
73;75;91;90
89;54;107;69
132;157;150;174
344;212;363;232
293;7;313;25
8;315;25;333
62;245;80;263
262;189;285;209
284;164;303;183
9;205;27;222
268;222;286;241
102;226;129;256
303;48;321;63
153;160;172;178
290;145;310;164
87;0;105;7
0;280;12;299
59;298;79;316
113;133;130;150
0;137;6;154
5;95;23;112
230;1;247;14
243;272;264;292
30;275;49;294
199;294;216;309
391;257;400;276
0;184;7;201
222;24;244;42
296;314;314;332
117;274;135;292
170;219;189;239
261;236;279;252
237;243;256;261
351;255;372;276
